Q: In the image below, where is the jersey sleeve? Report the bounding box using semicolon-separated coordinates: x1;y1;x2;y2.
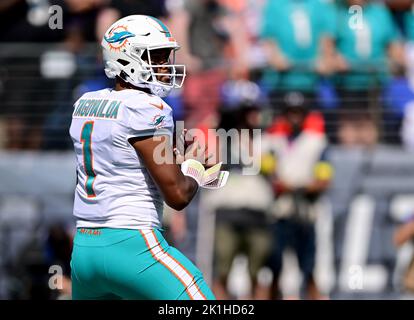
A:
123;96;174;140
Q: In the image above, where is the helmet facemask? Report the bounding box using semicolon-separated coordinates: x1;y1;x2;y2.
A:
127;46;186;97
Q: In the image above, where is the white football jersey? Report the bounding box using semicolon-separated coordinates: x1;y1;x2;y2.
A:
69;88;174;230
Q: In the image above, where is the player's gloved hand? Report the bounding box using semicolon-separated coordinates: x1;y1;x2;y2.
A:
180;159;229;190
201;169;229;190
174;129;229;189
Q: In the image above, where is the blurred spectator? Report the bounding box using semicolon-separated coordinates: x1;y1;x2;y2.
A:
0;0;109;149
215;0;267;78
61;0;109;41
384;72;414;149
209;95;273;299
0;0;63;42
334;0;405;146
9;234;51;299
7;222;73;299
41;20;97;149
259;0;336;101
263;91;332;299
167;0;245;129
0;0;109;43
109;0;167;19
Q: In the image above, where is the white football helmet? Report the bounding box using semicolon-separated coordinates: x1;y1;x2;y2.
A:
101;15;186;97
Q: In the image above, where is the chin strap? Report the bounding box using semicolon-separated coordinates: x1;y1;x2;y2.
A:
148;84;172;98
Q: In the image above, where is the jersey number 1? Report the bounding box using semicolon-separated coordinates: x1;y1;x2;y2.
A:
80;121;96;197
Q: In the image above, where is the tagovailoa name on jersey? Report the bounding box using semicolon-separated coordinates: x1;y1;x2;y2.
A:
73;99;121;119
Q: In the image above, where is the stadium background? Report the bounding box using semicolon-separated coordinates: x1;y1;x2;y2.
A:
0;0;414;300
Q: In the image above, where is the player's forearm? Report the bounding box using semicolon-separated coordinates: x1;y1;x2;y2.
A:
163;175;199;211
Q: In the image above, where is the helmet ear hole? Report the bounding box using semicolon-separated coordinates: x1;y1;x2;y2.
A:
131;69;135;73
117;59;130;66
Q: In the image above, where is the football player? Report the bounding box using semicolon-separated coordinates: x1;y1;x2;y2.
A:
69;15;227;300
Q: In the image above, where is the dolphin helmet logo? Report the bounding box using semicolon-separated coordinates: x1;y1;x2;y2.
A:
105;31;135;44
105;26;135;51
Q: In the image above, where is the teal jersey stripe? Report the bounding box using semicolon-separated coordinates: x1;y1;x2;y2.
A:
150;230;193;299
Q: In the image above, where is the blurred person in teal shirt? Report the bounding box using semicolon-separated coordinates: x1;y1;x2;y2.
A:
259;0;337;100
333;0;405;146
334;0;405;91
